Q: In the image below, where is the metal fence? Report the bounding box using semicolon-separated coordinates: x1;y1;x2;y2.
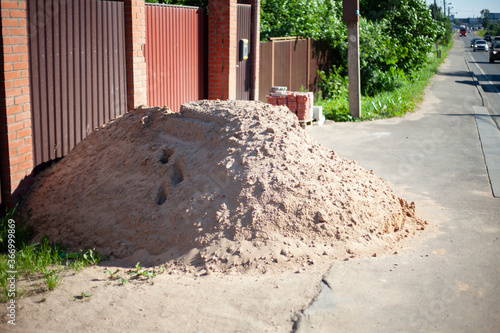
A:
144;4;207;112
236;4;251;100
28;0;127;166
259;38;334;101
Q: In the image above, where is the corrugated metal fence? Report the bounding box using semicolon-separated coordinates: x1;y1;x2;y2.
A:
259;38;333;102
28;0;127;166
144;4;207;112
236;4;251;100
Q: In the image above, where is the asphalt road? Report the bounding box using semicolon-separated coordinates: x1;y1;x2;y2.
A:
460;34;500;129
298;35;500;332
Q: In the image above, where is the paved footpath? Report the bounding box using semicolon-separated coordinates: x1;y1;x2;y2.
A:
298;37;500;332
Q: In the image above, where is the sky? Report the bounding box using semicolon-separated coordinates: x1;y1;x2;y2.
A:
426;0;500;19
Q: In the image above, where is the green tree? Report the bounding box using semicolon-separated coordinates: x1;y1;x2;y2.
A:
261;0;442;96
481;9;491;31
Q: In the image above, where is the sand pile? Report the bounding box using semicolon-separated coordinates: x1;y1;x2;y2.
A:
22;100;426;273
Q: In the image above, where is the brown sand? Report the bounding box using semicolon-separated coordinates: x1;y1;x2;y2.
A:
21;100;426;274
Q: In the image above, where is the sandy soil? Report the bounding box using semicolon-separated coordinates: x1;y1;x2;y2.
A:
2;263;332;332
2;100;428;331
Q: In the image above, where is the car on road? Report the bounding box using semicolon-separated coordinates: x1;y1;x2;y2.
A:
484;35;492;42
490;42;500;63
492;36;500;44
474;40;489;52
471;38;480;47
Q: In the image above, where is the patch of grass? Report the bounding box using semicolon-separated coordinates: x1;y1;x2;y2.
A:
0;209;103;302
0;205;33;252
316;40;453;122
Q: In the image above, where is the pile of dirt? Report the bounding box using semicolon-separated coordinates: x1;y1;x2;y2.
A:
22;100;426;274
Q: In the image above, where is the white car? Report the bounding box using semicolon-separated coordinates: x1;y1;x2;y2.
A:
474;40;489;52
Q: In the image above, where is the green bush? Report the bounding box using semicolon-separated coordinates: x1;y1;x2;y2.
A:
317;40;452;122
261;0;451;120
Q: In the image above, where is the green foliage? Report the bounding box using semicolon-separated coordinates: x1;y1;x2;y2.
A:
104;269;121;280
0;206;33;252
261;0;448;99
481;9;491;30
261;0;345;44
73;292;92;301
82;249;101;266
128;262;157;279
487;23;500;36
317;66;347;100
261;0;452;120
0;217;103;302
318;40;452;122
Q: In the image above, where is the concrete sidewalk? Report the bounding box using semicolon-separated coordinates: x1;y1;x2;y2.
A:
298;38;500;332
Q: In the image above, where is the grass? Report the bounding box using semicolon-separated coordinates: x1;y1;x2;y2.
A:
316;40;454;122
0;209;103;302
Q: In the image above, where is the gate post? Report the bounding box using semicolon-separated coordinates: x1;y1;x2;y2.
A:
208;0;238;100
124;0;147;109
0;0;34;207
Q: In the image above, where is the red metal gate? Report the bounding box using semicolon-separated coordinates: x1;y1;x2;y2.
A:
144;4;207;112
28;0;127;166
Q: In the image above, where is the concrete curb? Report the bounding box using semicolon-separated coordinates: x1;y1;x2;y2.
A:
464;55;490;109
473;105;500;197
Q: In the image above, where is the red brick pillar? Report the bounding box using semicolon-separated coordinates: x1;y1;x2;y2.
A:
124;0;147;110
208;0;238;100
0;0;34;206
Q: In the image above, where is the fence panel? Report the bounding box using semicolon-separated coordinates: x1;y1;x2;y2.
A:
28;0;127;166
236;4;251;100
259;38;333;102
145;4;207;112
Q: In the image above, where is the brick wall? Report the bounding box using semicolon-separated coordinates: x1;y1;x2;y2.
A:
208;0;238;100
124;0;147;110
0;0;33;206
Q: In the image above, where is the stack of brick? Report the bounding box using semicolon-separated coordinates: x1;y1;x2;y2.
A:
295;93;312;121
266;95;278;106
286;92;297;114
266;91;313;121
277;96;287;106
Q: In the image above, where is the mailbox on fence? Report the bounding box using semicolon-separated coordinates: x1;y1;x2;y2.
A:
239;39;249;61
343;0;359;23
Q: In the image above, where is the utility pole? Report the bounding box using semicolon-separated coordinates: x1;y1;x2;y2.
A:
434;0;437;20
343;0;360;118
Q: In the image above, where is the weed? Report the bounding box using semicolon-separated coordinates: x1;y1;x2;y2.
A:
83;249;101;266
129;262;157;279
73;292;92;301
0;205;33;252
0;208;104;302
103;268;129;285
42;268;61;291
104;269;121;280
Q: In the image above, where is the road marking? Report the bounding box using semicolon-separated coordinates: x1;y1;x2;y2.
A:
473;106;500;198
468;52;500;94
